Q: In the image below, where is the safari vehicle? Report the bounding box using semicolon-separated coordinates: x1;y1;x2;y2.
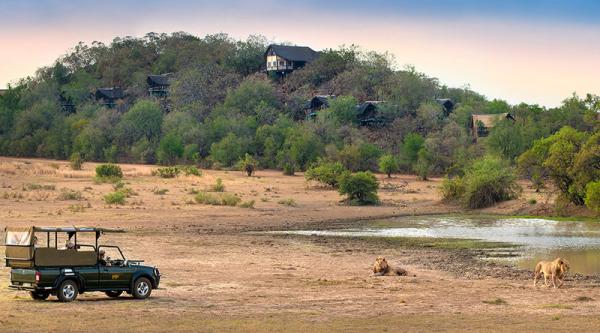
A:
4;226;160;302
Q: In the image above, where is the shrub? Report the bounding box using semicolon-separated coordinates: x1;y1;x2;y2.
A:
194;192;241;206
278;198;297;207
211;178;225;192
528;198;537;205
113;180;125;190
338;171;379;205
103;191;126;205
195;192;221;205
220;193;241;206
69;152;84;170
95;164;123;182
585;181;600;213
305;160;348;188
152;188;169;195
282;163;295;176
154;166;180;178
378;154;399;178
58;189;83;201
237;153;257;176
239;200;255;209
461;156;521;209
440;177;465;202
179;165;202;176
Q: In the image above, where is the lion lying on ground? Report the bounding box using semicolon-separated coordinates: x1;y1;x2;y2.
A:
373;256;407;276
533;257;570;288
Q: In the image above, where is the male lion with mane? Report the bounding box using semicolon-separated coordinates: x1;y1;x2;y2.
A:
533;257;570;288
373;256;407;276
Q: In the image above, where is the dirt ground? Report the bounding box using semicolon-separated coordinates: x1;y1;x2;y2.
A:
1;157;599;332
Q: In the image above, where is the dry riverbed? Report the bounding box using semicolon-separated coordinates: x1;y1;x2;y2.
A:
1;157;599;332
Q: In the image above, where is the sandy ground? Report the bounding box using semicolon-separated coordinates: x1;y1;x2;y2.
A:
1;157;599;332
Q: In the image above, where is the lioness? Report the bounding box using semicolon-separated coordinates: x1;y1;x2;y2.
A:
373;256;407;276
533;257;570;288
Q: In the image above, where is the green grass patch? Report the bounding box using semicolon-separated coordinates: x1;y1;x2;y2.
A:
482;298;508;305
541;304;573;310
278;198;297;207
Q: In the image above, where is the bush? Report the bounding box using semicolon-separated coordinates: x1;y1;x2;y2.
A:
154;166;180;178
237;153;257;176
69;152;84;170
58;189;83;201
305;160;348;188
194;192;241;206
461;156;521;209
278;198;297;207
220;193;241;206
95;164;123;182
585;181;600;213
440;177;465;203
208;178;224;192
282;163;295;176
378;154;399;178
338;171;379;205
113;180;125;190
103;191;126;205
239;200;255;209
195;192;221;205
152;188;169;195
179;165;202;176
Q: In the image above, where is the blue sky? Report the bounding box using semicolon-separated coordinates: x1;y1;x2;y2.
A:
1;0;599;106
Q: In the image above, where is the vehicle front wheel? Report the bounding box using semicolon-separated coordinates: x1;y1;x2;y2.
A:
57;280;78;302
105;290;123;298
132;277;152;299
30;291;49;301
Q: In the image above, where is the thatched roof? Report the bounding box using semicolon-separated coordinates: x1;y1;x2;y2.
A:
356;101;385;117
0;89;8;96
305;95;334;109
265;44;319;62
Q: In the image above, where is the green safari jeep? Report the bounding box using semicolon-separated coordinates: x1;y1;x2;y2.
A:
4;226;160;302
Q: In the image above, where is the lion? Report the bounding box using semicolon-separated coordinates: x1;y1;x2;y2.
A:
533;257;570;288
373;256;407;276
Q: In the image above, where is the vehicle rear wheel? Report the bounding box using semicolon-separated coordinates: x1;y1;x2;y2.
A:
57;280;78;302
132;277;152;299
105;290;123;298
30;291;49;301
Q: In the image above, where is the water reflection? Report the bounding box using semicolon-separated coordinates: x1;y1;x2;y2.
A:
273;216;600;274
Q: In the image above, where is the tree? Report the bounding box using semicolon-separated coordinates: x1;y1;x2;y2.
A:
585;181;600;213
338;171;379;205
320;95;358;125
115;100;163;147
378;154;398;178
210;133;247;167
401;133;425;169
305;160;348;187
157;133;184;165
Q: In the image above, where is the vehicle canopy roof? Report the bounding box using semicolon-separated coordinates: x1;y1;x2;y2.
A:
4;226;124;246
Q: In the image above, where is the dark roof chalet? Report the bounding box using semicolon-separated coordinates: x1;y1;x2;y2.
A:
305;95;334;109
356;101;385;116
95;87;124;101
147;74;172;86
0;89;8;96
265;44;319;63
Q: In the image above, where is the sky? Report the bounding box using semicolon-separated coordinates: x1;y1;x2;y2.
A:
0;0;599;107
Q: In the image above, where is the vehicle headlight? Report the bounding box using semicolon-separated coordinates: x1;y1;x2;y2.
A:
154;267;160;277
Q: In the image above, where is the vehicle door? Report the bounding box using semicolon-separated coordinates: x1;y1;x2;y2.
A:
75;266;100;290
98;246;134;290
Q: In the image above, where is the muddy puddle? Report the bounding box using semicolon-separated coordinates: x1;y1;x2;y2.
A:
272;215;600;274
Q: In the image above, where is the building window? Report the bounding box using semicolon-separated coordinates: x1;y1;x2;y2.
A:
279;61;284;66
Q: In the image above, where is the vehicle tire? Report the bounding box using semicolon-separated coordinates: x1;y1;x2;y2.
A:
57;280;78;302
132;277;152;299
30;291;49;301
105;290;123;298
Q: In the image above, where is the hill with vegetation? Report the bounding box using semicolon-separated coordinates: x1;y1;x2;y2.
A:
0;32;598;211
